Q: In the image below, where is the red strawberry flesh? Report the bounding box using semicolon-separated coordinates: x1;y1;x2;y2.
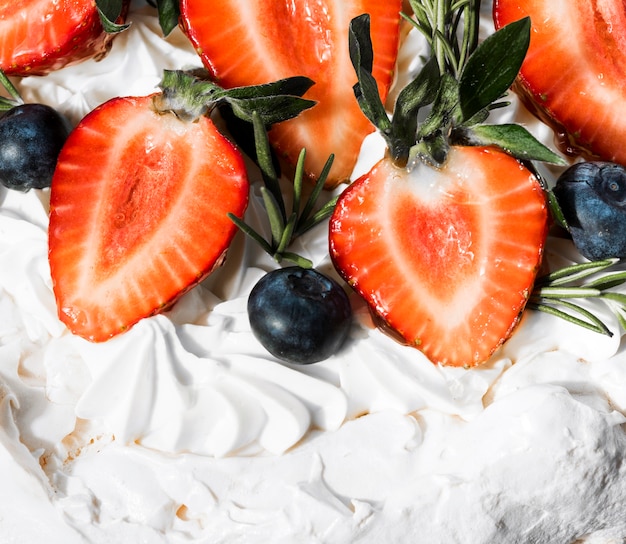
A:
49;95;249;342
329;146;548;367
179;0;402;187
0;0;128;76
493;0;626;164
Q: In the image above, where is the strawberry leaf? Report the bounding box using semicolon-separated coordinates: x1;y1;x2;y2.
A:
454;123;566;164
95;0;130;33
458;17;530;123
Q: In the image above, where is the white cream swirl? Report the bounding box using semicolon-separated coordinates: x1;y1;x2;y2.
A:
0;1;625;542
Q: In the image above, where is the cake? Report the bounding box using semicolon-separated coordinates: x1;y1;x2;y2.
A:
1;1;626;543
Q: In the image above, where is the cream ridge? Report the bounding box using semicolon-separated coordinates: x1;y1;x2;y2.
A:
0;1;625;542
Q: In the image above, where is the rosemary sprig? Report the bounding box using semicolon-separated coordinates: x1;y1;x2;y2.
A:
0;69;23;112
528;259;626;336
403;0;479;78
228;111;338;269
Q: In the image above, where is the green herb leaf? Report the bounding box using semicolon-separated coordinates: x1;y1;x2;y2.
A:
95;0;130;33
417;73;459;143
530;258;626;337
218;77;315;101
349;14;391;134
458;16;530;123
227;95;316;126
154;0;180;36
527;298;613;336
389;55;440;165
229;120;337;266
534;259;619;287
547;189;568;230
0;69;22;111
455;123;567;164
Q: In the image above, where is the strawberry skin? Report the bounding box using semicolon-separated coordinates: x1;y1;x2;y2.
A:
179;0;401;187
329;146;548;367
493;0;626;164
0;0;129;76
49;95;249;342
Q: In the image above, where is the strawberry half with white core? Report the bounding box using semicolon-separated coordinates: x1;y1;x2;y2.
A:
49;71;315;342
493;0;626;165
329;3;565;367
0;0;129;76
179;0;402;188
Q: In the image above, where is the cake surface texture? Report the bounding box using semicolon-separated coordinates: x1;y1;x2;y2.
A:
1;1;626;543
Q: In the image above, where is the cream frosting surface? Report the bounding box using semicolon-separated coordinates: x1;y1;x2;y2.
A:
0;1;626;543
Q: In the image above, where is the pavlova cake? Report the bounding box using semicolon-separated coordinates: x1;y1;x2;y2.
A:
1;0;626;543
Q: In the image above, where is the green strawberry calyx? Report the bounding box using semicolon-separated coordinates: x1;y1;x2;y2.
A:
152;69;317;126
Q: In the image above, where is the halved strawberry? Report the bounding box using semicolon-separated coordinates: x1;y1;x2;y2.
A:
49;71;314;342
179;0;402;187
330;146;548;367
327;11;562;367
49;94;249;341
0;0;129;76
493;0;626;164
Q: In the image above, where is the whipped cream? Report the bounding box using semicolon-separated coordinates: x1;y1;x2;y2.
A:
0;1;625;542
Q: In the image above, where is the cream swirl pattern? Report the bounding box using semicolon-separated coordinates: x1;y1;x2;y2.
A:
0;1;626;542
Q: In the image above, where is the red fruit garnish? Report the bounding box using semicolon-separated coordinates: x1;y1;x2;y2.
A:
49;94;249;341
327;8;562;366
179;0;402;187
330;146;548;367
0;0;129;76
49;71;314;342
493;0;626;164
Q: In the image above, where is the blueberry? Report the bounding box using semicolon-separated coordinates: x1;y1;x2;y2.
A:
0;103;71;191
553;161;626;260
248;267;352;364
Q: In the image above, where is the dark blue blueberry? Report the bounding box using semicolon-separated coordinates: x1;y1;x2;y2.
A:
248;267;352;364
0;103;71;192
553;161;626;260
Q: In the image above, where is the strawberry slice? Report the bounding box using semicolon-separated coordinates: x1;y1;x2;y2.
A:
49;93;249;342
329;146;548;367
327;13;561;367
493;0;626;164
49;71;314;342
0;0;129;76
179;0;402;187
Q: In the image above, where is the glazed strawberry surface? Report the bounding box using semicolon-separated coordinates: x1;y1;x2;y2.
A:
494;0;626;164
330;146;548;367
180;0;402;186
0;0;127;75
49;95;249;341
